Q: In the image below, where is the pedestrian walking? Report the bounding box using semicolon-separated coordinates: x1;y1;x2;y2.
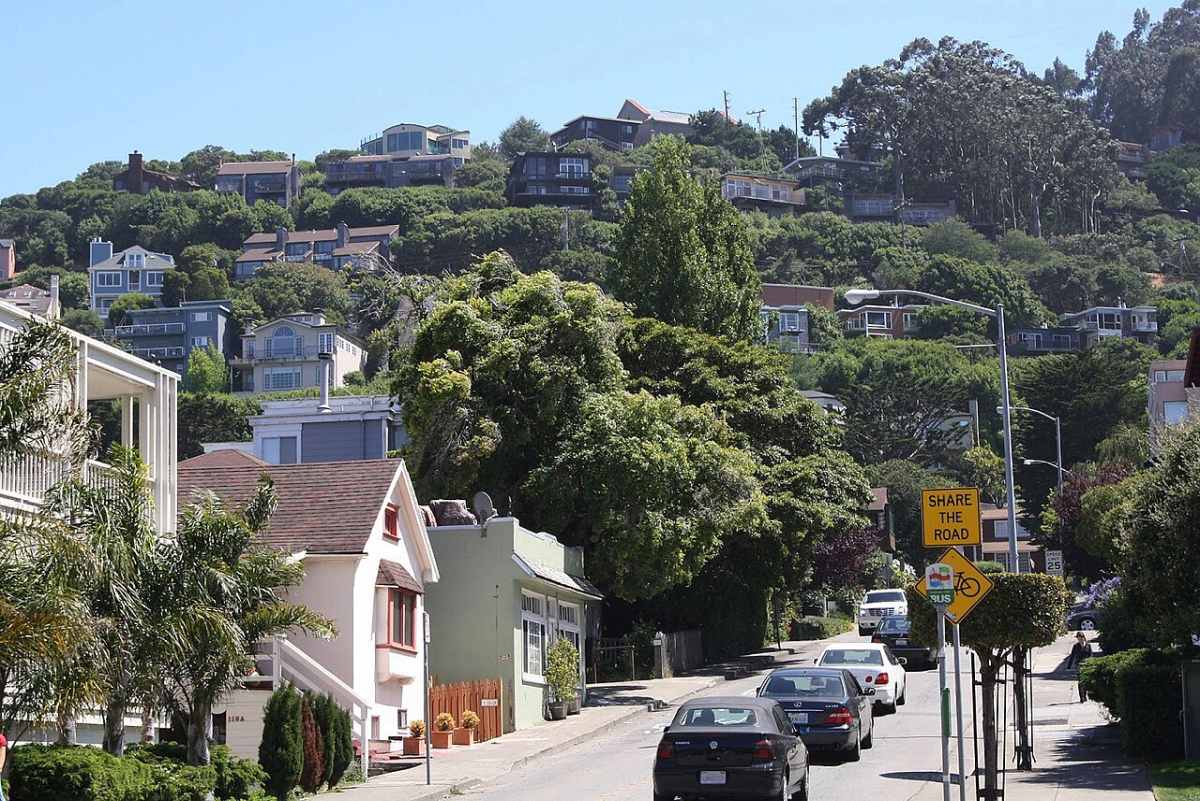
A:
1066;632;1093;702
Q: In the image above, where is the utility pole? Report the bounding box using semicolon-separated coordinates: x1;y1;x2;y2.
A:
562;209;570;251
746;109;766;157
723;90;731;121
793;98;800;161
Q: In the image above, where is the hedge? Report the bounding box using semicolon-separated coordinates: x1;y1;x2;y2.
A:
10;744;154;801
791;615;854;640
1078;648;1184;762
126;743;264;801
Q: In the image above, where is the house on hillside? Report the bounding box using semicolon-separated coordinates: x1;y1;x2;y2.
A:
967;505;1041;574
88;238;176;318
0;239;15;281
178;452;439;762
549;99;692;151
235;223;399;279
838;298;927;338
617;99;693;146
423;511;602;733
721;173;807;216
231;312;365;393
1149;358;1191;450
112;152;199;194
0;281;58;319
108;300;234;377
360;123;471;164
506;152;594;208
1059;304;1158;347
215;159;300;208
323;154;457;193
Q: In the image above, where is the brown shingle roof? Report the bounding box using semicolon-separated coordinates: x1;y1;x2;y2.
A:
243;225;399;247
377;559;423;594
332;242;380;257
178;458;402;554
179;450;267;469
235;247;279;263
217;160;293;176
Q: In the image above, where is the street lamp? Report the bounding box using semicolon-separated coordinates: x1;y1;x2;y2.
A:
846;287;1022;573
1002;405;1064;492
1023;458;1074;478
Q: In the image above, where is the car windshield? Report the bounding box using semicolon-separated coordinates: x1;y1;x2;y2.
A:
677;706;758;727
762;673;846;698
866;590;906;603
821;648;884;666
878;617;911;633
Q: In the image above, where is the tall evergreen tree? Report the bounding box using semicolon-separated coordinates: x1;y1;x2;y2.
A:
259;684;303;801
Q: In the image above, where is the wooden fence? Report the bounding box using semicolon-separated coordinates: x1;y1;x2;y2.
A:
429;679;503;742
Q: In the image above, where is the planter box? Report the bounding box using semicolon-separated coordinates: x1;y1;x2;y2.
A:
431;730;453;749
452;727;475;746
567;697;581;716
548;701;567;721
402;736;424;756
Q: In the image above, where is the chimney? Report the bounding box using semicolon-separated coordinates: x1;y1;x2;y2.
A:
48;274;60;321
274;226;287;253
317;352;332;413
89;237;113;267
128;151;144;194
335;221;349;248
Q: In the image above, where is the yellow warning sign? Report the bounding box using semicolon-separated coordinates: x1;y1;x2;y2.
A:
921;487;982;547
915;548;995;623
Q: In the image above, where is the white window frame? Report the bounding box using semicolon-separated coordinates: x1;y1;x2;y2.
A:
191;336;210;348
521;590;546;683
192;311;212;322
780;311;801;332
126;253;145;269
145;271;164;287
1164;401;1190;425
318;332;335;354
96;271;122;288
264;367;302;390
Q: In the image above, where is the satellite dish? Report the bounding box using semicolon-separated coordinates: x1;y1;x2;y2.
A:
472;491;496;522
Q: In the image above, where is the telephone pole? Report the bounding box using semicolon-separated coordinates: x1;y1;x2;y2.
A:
746;108;766;157
793;98;800;160
723;90;731;121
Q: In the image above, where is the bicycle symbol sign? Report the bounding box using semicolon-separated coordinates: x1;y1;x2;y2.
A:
916;548;995;623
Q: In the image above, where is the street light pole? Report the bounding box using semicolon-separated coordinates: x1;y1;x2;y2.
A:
995;304;1021;574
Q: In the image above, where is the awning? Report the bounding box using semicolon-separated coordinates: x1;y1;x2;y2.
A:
512;554;603;600
376;559;423;594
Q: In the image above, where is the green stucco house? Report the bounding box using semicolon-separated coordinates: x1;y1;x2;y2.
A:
423;516;602;732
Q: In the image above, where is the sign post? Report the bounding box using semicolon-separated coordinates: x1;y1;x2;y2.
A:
424;609;432;786
926;563;955;801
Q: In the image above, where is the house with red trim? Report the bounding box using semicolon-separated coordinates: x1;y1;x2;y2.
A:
177;451;439;762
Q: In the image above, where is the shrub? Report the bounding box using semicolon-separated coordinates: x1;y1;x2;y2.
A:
460;710;480;730
328;704;354;788
434;712;456;732
790;615;853;640
1117;658;1183;761
210;745;266;801
545;637;580;703
974;561;1004;575
259;684;303;801
408;719;426;738
311;694;337;788
299;694;325;793
1096;589;1147;654
10;744;153;801
1079;650;1144;718
124;743;261;801
142;761;216;801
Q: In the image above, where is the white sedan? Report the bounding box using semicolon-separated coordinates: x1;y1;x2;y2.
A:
816;643;908;712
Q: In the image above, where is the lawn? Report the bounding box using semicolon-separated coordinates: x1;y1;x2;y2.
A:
1153;761;1200;801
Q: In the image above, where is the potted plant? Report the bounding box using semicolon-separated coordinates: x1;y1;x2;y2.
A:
546;637;580;721
431;712;455;748
403;719;426;756
454;710;480;746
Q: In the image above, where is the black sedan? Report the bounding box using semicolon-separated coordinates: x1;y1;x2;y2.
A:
1067;603;1103;631
653;696;809;801
757;667;873;760
871;616;936;668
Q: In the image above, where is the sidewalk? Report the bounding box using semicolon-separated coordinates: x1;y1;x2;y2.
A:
331;634;850;801
992;633;1153;801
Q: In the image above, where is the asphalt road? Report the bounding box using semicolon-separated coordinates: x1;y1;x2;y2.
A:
460;638;976;801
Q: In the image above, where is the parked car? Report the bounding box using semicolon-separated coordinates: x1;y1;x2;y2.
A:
816;643;907;712
653;696;809;801
757;666;874;761
872;616;936;668
856;589;908;635
1067;602;1103;631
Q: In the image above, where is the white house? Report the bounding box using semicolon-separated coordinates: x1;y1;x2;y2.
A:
177;452;439;769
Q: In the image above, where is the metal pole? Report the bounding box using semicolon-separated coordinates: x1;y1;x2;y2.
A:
424;610;431;785
938;613;951;801
996;303;1021;574
971;652;980;801
1054;416;1063;492
953;623;967;801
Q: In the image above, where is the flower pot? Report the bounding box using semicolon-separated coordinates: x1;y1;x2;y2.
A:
402;736;424;756
548;700;567;720
567;696;581;715
452;727;475;746
431;730;453;749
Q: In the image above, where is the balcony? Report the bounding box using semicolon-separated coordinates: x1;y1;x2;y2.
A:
231;340;323;363
1134;321;1158;332
111;322;185;337
132;346;185;360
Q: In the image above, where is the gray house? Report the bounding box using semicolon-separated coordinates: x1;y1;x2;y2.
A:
88;239;176;318
215;160;300;208
109;300;234;377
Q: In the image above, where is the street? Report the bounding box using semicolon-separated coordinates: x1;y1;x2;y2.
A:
459;636;976;801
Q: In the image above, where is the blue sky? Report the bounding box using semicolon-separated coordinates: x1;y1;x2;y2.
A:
2;0;1167;197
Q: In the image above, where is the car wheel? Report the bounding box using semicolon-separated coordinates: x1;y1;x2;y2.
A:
779;769;790;801
897;681;907;706
862;721;874;749
1078;617;1096;631
792;769;809;801
846;726;862;762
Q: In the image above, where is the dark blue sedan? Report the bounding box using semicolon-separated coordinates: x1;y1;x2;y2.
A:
757;667;875;761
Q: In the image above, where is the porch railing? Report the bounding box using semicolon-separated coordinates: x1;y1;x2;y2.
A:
0;454;133;509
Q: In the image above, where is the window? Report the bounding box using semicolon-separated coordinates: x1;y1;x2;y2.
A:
318;332;335;354
1154;369;1185;383
191;336;210;348
771;184;791;202
145;271;164;287
262;435;297;464
561;185;591;194
371;716;380;740
97;272;122;288
285;243;309;261
267;327;299;358
128;271;141;290
386;131;425;153
819;648;884;666
126;252;145;269
314;241;333;258
1164;401;1190;425
525;157;549;178
192;311;212;322
264;367;302;391
865;311;892;328
1098;312;1121;331
903;313;918;330
396;709;408;730
97;297;117;313
452;138;468;149
522;591;546;679
780;312;801;332
384;506;399;540
388;589;417;648
558;157;587;178
677;707;759;727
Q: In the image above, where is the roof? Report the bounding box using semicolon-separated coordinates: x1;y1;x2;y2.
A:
868;487;888;512
178;458;404;554
216;161;293;176
243;225;400;247
513;553;603;600
622;98;650;116
761;283;835;310
179;449;267;469
649;109;691;125
377;559;423;594
89;245;176;271
0;283;52;315
332;242;380;257
236;248;278;263
558;114;641;128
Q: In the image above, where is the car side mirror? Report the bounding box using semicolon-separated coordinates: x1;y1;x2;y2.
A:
898;657;908;666
663;725;671;733
866;688;876;696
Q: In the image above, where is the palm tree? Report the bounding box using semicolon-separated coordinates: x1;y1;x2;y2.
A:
162;478;333;765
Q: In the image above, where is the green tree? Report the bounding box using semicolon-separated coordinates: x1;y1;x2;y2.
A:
184;344;228;393
865;459;951;568
0;319;92;459
299;694;324;793
259;684;303;801
106;292;156;327
176;392;258;459
311;694;337;788
498;116;551;159
609;136;761;340
60;308;104;338
161;270;190;307
921;219;999;263
242;261;351;323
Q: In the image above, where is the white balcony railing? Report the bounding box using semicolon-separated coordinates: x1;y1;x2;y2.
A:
112;323;185;336
0;454;127;508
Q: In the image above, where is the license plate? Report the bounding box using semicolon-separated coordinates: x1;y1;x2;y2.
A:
789;712;809;724
897;638;909;646
700;771;727;785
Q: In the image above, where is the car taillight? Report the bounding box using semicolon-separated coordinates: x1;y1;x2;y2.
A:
824;706;853;725
871;634;882;643
752;739;773;761
656;740;673;760
877;672;889;685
